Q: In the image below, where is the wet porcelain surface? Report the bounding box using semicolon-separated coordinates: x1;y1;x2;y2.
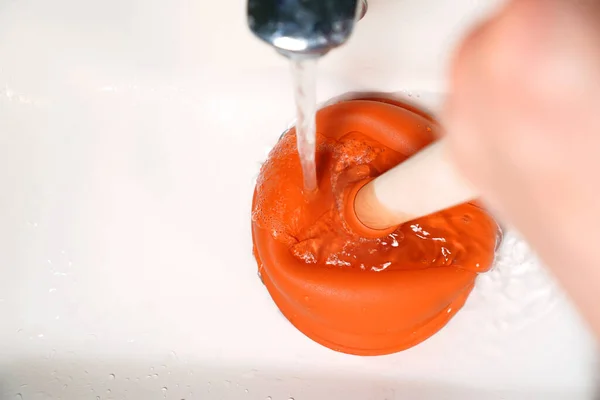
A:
0;0;597;399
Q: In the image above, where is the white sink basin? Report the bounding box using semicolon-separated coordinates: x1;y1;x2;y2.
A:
0;0;597;399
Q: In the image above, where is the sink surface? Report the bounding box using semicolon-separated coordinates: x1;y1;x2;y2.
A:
0;0;597;399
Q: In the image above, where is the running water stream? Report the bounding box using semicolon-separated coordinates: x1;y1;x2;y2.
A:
290;58;318;193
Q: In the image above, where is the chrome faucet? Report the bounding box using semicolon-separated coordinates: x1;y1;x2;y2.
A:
247;0;366;59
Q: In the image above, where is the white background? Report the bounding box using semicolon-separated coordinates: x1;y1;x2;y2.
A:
0;0;597;399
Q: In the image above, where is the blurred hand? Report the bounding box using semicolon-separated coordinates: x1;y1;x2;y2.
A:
444;0;600;332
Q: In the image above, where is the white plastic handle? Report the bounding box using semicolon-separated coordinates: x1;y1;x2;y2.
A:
354;138;478;229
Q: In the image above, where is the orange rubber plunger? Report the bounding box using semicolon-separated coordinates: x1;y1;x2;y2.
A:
251;99;498;355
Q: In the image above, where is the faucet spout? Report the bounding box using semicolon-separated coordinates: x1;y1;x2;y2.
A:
247;0;365;59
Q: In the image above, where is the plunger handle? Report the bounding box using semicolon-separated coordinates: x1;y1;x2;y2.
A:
352;138;478;232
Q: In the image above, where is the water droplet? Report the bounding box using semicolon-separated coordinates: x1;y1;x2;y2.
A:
266;397;272;400
245;389;249;393
289;397;295;400
37;333;44;338
46;349;56;359
62;384;68;390
225;380;231;386
106;389;111;394
150;367;154;372
48;288;56;293
15;394;23;400
152;374;158;379
169;350;177;358
162;387;168;396
96;397;101;400
257;269;264;284
108;373;115;380
19;384;27;388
